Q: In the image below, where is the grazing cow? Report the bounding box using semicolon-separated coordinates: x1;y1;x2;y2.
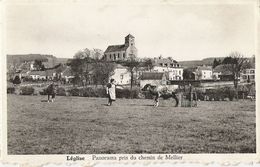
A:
141;84;179;107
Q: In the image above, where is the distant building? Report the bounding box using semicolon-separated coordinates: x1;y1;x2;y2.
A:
152;56;183;80
195;66;213;80
213;65;233;81
139;72;167;88
109;64;131;85
60;67;74;83
104;34;138;61
28;71;47;80
240;68;255;83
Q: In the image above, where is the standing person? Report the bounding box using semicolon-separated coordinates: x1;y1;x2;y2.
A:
106;79;116;106
46;82;57;102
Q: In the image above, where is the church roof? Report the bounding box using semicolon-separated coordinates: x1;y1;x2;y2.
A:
125;34;134;38
104;44;128;53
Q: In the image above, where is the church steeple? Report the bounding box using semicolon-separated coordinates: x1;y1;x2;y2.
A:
125;34;135;47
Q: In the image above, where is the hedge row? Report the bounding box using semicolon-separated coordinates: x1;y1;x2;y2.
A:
196;87;236;101
7;85;254;101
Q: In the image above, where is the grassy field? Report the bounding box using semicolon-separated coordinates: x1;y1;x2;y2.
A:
7;94;256;154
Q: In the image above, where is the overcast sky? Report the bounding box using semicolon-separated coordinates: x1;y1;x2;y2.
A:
5;1;257;61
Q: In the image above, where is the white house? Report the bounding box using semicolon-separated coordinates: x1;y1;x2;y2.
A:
152;56;183;80
109;64;131;85
195;66;213;80
29;71;46;80
240;68;255;83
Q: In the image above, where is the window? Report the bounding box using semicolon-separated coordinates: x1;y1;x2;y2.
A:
160;63;163;66
250;70;255;74
123;53;126;58
110;54;112;59
120;74;124;80
114;54;116;60
249;75;255;79
179;71;181;75
118;53;120;58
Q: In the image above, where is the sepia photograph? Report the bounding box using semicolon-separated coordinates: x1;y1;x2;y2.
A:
4;0;257;156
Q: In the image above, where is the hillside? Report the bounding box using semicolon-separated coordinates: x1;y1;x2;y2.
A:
7;54;51;65
179;57;227;68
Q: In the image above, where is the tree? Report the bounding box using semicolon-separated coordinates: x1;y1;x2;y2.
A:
123;57;140;90
34;60;45;71
222;52;250;99
92;49;104;60
92;61;115;86
183;68;195;80
212;58;221;68
143;58;154;71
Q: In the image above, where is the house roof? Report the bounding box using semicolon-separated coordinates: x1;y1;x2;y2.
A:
45;69;56;76
197;66;212;71
154;58;178;64
29;71;46;76
104;45;128;53
140;72;165;80
62;67;73;77
213;65;232;75
115;64;127;69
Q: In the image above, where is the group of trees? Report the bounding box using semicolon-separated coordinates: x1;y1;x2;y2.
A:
70;49;155;89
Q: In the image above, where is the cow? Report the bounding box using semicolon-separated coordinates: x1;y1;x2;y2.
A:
141;84;179;107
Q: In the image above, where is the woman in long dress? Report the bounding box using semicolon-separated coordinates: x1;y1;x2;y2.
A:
106;79;116;106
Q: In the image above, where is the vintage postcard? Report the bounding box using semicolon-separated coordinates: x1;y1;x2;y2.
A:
1;0;259;166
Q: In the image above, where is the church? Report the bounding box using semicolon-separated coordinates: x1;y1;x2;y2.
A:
104;34;138;61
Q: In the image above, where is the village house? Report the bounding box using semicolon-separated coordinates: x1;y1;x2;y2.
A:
60;67;74;84
240;68;255;83
139;72;167;88
109;64;131;85
45;69;57;80
28;71;47;80
152;56;183;80
104;34;138;61
195;66;213;80
213;65;233;81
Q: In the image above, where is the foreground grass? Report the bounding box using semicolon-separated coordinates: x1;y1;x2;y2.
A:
8;94;255;154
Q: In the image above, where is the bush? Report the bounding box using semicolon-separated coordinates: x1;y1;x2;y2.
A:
116;88;141;99
116;88;131;98
56;87;66;96
204;87;236;101
67;87;80;96
39;88;47;95
7;87;15;94
13;76;21;85
20;86;34;95
80;87;97;97
96;88;107;98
